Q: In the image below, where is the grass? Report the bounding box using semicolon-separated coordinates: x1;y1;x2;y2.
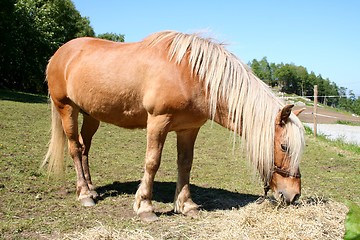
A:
1;90;359;239
336;120;360;126
344;202;360;240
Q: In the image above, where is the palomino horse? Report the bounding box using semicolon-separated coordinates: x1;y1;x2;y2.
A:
43;31;305;221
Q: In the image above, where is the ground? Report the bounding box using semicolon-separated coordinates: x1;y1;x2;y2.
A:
1;91;359;239
294;105;360;124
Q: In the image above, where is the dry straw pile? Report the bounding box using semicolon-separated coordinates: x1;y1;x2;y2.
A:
64;198;348;240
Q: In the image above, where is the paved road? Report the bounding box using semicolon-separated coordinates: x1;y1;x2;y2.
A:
304;123;360;146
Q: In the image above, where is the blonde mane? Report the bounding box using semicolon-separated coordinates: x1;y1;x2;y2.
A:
145;31;305;183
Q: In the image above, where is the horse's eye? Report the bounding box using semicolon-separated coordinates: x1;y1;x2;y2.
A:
280;144;288;152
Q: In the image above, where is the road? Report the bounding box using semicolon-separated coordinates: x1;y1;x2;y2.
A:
292;105;360;145
304;123;360;145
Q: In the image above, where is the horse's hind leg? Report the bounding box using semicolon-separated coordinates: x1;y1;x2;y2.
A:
134;114;171;222
58;102;95;206
174;128;200;216
80;114;100;199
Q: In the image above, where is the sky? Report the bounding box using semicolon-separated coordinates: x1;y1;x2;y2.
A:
72;0;360;96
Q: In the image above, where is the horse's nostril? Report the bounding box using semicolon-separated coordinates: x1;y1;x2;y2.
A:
292;193;301;203
278;191;287;204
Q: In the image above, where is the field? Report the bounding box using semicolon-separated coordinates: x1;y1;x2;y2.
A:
0;90;359;239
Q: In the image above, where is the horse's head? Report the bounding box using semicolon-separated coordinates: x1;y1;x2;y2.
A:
269;104;305;204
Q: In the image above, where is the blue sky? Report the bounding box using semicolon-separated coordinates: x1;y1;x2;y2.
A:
72;0;360;96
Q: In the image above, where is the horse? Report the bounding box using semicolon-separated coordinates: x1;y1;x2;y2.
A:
43;30;305;222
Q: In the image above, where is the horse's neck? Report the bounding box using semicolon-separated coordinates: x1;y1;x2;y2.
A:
212;100;242;135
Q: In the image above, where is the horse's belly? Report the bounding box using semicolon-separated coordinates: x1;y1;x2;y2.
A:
89;106;148;129
113;110;148;129
73;92;147;128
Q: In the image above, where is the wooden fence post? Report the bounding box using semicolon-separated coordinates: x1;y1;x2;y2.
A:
314;85;318;138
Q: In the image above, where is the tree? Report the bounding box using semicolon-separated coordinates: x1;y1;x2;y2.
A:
349;90;356;102
274;64;300;95
249;57;360;113
0;0;95;93
259;57;272;86
249;57;274;86
250;59;261;78
97;32;125;42
269;62;279;87
353;97;360;115
306;71;317;98
295;66;308;96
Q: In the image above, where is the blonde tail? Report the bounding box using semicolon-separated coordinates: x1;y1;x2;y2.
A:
42;99;66;176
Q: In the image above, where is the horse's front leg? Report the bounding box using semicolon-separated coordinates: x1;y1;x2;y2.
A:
134;114;170;222
174;128;200;216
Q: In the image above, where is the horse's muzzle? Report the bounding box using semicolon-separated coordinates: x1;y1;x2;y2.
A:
279;190;301;205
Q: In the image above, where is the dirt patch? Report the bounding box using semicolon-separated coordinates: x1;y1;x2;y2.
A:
294;106;360;124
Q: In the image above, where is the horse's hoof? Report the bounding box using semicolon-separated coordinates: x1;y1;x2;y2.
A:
138;211;159;222
80;197;96;207
256;196;266;204
184;209;199;218
90;190;99;199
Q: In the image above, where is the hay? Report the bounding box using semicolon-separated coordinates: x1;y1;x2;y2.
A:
64;226;154;240
63;198;347;240
196;198;348;240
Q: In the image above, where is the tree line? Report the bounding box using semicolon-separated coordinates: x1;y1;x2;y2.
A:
0;0;124;93
249;57;360;115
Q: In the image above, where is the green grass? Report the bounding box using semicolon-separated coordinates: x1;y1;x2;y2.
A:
1;90;359;239
344;202;360;240
336;120;360;126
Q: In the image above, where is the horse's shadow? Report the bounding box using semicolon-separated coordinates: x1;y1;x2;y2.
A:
96;181;259;211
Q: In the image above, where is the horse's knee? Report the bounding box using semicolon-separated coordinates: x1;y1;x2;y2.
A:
68;142;82;159
145;158;160;174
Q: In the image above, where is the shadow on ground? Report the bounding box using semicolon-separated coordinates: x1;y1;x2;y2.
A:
0;90;48;103
97;181;259;211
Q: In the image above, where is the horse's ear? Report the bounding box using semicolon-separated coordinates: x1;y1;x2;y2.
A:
276;104;294;125
293;107;306;116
